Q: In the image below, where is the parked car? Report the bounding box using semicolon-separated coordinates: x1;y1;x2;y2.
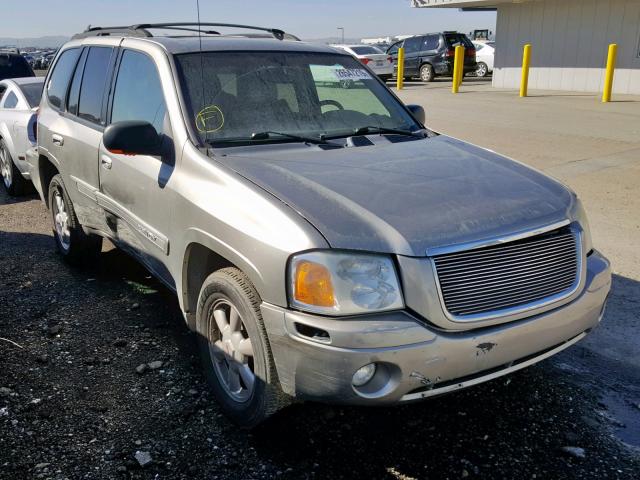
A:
387;31;476;82
473;40;495;77
0;77;43;195
30;23;610;428
332;44;394;81
0;53;35;81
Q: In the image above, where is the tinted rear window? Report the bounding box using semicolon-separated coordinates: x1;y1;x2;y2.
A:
0;54;34;80
21;82;44;108
47;48;81;109
350;46;383;55
444;34;474;49
78;47;114;124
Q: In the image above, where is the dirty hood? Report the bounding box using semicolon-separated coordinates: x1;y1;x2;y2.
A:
216;135;575;256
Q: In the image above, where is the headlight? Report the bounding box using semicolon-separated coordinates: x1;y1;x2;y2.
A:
574;199;593;254
289;251;404;316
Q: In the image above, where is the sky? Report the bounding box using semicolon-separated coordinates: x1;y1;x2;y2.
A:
0;0;496;40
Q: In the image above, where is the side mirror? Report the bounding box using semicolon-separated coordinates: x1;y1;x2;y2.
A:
103;121;162;156
406;104;425;125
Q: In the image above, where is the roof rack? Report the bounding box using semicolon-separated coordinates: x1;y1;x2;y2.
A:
72;22;288;41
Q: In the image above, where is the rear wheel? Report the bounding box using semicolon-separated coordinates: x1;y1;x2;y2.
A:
48;174;102;265
196;268;289;428
476;62;489;78
419;63;435;82
0;139;30;196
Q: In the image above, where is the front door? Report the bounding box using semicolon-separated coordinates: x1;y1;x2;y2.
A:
97;48;175;285
402;36;423;77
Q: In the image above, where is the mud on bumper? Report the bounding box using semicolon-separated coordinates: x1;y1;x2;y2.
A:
261;251;611;405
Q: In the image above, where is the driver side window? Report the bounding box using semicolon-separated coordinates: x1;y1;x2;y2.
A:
111;50;167;135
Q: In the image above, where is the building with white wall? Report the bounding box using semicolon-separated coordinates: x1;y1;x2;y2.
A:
412;0;640;95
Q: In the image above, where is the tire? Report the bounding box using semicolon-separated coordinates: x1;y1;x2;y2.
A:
48;174;102;265
419;63;435;82
476;62;489;78
0;139;30;196
196;267;289;428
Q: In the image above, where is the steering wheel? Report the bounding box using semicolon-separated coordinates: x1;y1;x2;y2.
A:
320;99;344;111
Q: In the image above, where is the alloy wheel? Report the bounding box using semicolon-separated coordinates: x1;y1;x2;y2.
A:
52;189;71;251
0;145;12;189
208;299;255;403
476;63;488;77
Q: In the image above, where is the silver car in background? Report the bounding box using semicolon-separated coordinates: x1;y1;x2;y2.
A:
332;44;394;81
30;23;610;428
0;77;42;195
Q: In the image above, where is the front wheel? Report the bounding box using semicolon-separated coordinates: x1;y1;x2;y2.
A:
48;174;102;265
196;268;289;428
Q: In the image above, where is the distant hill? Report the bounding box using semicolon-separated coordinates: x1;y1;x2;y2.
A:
0;36;69;49
302;37;362;45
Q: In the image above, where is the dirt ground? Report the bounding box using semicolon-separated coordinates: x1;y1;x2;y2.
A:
1;78;640;479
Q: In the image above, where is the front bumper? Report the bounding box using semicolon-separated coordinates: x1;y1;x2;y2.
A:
261;250;611;405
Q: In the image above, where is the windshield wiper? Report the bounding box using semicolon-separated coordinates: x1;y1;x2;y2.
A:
351;126;424;137
250;131;331;145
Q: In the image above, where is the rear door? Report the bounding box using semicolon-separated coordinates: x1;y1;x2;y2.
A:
97;48;174;282
58;46;116;228
419;34;442;68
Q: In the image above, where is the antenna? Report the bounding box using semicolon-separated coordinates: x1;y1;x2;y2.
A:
196;0;207;145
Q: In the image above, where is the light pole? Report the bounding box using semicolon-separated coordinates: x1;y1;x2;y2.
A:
337;27;344;43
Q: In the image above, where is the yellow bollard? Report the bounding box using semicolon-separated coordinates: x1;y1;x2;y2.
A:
602;43;617;103
456;45;464;88
520;44;532;97
396;47;405;90
452;45;464;93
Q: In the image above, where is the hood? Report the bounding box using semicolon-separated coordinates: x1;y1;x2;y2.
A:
215;135;575;257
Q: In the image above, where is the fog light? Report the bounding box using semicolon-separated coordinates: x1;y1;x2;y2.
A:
352;363;376;387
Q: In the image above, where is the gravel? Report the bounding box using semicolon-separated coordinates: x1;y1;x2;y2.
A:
1;189;639;479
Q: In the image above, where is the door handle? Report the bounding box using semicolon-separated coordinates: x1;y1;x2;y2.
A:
100;155;113;170
51;134;64;146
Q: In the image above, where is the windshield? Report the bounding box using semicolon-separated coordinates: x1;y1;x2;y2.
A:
21;82;44;108
175;51;420;146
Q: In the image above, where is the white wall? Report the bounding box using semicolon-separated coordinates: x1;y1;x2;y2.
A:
493;0;640;94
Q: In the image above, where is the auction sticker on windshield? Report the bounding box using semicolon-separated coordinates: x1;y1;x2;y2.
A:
310;64;372;83
333;68;372;80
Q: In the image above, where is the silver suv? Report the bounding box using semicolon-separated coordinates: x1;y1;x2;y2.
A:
30;23;611;427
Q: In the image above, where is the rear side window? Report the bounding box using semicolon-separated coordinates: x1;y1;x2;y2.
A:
422;35;440;51
78;47;114;124
3;91;18;109
111;50;167;135
47;48;81;109
0;54;34;80
21;82;44;108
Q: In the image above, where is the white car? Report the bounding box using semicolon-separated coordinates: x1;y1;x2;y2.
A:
0;77;42;195
473;41;495;78
331;44;394;81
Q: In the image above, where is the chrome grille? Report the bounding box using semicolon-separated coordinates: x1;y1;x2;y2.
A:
433;228;580;318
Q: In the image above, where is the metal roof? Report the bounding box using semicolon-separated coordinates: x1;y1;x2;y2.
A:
411;0;506;7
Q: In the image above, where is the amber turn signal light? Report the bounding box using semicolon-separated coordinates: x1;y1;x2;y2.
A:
293;260;335;308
